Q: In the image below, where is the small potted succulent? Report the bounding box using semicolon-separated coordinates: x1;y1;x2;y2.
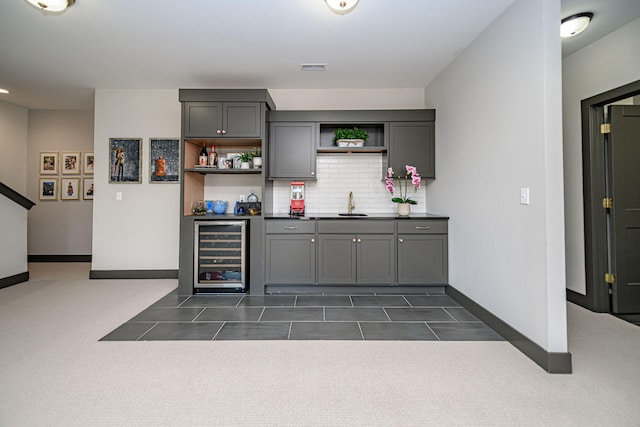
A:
251;147;262;169
238;152;252;169
333;127;369;147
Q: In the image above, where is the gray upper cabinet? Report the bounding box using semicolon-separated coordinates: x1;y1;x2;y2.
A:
268;122;317;180
183;102;262;138
389;122;435;179
268;110;435;180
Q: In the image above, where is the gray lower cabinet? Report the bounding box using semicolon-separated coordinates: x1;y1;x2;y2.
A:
317;220;395;285
183;101;262;138
397;220;448;285
389;121;435;179
265;220;316;285
268;122;317;179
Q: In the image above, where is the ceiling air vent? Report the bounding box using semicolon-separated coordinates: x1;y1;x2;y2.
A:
300;63;327;71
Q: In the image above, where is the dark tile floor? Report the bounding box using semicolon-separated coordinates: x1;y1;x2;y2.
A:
101;290;505;342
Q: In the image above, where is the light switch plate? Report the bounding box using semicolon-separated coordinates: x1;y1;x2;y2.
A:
520;188;530;205
116;191;123;201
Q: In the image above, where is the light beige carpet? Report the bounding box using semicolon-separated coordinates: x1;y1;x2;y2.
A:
1;263;639;426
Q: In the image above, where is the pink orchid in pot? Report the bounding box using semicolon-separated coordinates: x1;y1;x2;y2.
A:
385;165;421;216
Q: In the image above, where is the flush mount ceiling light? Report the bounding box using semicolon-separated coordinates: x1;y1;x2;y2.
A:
24;0;75;13
561;12;593;38
325;0;359;15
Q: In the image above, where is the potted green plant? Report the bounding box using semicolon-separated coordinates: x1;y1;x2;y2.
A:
251;147;262;169
238;152;252;169
334;127;369;147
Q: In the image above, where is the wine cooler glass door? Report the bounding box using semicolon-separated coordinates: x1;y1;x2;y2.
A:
194;221;246;291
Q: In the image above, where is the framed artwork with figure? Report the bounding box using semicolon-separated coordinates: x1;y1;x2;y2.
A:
61;151;80;175
83;152;94;174
61;178;80;200
109;138;142;183
39;152;58;175
39;178;57;200
149;138;179;183
83;178;94;200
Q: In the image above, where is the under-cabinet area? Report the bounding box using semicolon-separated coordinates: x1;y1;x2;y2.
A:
264;216;448;293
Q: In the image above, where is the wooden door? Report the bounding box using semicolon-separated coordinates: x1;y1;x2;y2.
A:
608;105;640;313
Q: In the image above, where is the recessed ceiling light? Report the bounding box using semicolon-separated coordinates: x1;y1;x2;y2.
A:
24;0;75;13
561;12;593;38
0;88;9;94
301;64;327;71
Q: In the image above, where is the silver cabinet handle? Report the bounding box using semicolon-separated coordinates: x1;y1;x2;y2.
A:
311;238;315;243
399;238;404;243
221;130;227;134
352;238;357;242
311;171;315;176
416;226;431;230
283;226;297;230
357;238;362;243
216;129;222;134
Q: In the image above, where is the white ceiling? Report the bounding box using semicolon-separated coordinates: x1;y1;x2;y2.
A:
1;0;639;110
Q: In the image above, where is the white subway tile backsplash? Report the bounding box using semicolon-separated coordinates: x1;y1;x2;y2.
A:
271;154;426;214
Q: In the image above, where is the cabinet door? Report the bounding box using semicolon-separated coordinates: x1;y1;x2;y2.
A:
397;235;448;285
389;122;435;179
318;234;356;284
266;235;316;284
223;102;261;138
356;234;395;285
184;102;223;137
269;122;317;179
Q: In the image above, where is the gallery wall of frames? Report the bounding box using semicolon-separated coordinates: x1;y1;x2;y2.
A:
37;138;179;202
38;151;94;201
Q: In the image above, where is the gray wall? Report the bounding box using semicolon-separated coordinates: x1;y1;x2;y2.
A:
425;0;568;352
562;17;640;295
0;101;29;277
27;110;94;255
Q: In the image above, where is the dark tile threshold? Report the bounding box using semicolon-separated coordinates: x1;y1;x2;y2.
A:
100;289;505;342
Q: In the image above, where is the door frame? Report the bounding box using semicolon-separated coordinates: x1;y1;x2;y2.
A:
568;79;640;312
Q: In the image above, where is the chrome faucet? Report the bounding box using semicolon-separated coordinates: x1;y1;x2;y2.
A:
348;191;355;214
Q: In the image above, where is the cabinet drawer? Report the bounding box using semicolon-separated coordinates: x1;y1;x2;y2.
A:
397;220;447;234
317;220;394;234
265;220;316;234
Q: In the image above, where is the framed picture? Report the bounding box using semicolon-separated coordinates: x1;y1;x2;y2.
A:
61;151;81;175
39;152;59;175
83;178;94;200
149;138;180;183
83;152;94;175
109;138;142;183
38;178;57;200
61;178;80;200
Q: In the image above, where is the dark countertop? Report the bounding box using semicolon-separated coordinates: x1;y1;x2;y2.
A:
264;212;449;220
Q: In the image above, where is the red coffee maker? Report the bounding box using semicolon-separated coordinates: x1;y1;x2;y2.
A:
290;181;305;216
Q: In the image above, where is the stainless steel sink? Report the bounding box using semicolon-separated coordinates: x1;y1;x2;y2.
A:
338;213;368;217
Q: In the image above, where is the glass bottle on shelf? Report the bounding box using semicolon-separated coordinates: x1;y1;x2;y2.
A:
198;146;208;166
208;144;217;167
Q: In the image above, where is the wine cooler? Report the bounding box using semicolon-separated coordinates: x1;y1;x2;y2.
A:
194;221;247;292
